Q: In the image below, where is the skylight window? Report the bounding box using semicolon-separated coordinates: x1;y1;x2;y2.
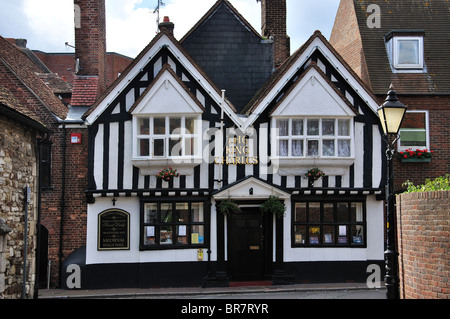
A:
393;37;424;69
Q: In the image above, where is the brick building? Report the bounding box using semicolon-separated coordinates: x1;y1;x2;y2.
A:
330;0;450;190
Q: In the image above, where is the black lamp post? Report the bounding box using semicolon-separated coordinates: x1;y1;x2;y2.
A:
377;84;407;299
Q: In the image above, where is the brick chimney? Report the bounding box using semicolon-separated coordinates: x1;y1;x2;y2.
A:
261;0;290;68
158;16;175;35
73;0;107;96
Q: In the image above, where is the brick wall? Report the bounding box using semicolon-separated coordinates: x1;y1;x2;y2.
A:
261;0;290;68
74;0;107;94
0;115;38;299
329;0;371;86
397;191;449;299
392;95;450;191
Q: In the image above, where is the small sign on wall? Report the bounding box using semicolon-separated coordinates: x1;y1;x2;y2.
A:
98;209;130;251
71;133;82;144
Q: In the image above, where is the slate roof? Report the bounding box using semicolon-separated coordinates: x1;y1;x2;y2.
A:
180;0;273;113
0;36;68;120
352;0;450;95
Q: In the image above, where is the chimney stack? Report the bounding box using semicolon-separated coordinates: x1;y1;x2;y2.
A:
73;0;107;95
159;16;175;35
261;0;290;68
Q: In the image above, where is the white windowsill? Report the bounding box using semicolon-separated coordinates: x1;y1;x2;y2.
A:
270;157;355;176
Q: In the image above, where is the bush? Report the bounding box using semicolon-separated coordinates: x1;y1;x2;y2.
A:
402;174;450;193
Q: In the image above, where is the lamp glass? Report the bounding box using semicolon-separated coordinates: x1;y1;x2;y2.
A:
378;107;406;135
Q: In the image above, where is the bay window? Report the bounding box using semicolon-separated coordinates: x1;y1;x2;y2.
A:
275;118;353;158
136;115;200;158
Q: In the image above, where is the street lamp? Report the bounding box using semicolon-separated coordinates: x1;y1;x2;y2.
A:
377;84;407;299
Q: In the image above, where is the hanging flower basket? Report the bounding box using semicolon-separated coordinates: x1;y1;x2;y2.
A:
156;167;180;182
218;199;241;215
261;196;286;219
305;168;326;187
398;148;433;163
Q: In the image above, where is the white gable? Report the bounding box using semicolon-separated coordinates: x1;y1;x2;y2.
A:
272;67;356;117
131;70;203;115
213;177;290;200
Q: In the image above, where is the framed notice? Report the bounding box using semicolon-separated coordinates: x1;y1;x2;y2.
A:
98;209;130;251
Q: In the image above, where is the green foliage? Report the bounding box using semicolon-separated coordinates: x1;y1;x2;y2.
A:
218;199;241;215
402;174;450;193
261;196;286;219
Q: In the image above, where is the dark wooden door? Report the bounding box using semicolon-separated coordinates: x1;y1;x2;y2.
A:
228;208;265;281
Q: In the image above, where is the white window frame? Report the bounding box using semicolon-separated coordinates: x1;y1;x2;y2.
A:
393;36;424;70
272;117;355;159
397;110;430;151
132;114;203;175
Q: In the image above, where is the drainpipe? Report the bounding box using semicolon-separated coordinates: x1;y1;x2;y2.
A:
22;185;30;299
34;132;51;299
58;124;67;287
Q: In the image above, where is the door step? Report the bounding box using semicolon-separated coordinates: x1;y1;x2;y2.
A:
229;281;272;288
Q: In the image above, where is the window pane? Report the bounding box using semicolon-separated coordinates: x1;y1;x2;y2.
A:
295;203;306;222
176;203;189;223
323;140;335;157
400;131;427;147
338;225;348;244
307;140;319;157
309;203;321;223
170;118;181;134
323;203;334;222
277;119;289;136
337;203;348;222
169;137;182;157
279;140;288;156
177;225;188;245
295;225;306;244
192;203;204;222
338;140;351;157
338;119;350;136
160;226;173;244
323;226;335;244
185;137;194;156
307;120;319;135
401;112;426;129
139;139;150;156
350;203;363;222
322;120;335;136
351;225;364;244
144;203;158;223
153;139;165;157
185;117;196;134
160;203;172;223
292;120;303;136
144;226;155;245
309;226;320;244
191;225;204;244
398;39;419;65
139;118;150;135
292;140;303;156
153;117;166;134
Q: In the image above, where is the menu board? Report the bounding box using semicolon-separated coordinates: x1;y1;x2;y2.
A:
98;209;130;250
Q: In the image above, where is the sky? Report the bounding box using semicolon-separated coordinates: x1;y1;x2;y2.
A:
0;0;340;59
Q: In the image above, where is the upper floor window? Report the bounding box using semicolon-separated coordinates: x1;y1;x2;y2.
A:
393;36;424;70
398;110;429;151
135;115;201;159
274;118;353;158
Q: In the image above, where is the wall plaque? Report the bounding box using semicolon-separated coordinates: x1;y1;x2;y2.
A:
98;209;130;251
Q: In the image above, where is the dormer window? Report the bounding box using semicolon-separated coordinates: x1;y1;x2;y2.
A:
393;37;424;69
385;30;425;72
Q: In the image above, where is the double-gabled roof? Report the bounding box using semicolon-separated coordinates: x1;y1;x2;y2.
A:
84;1;379;131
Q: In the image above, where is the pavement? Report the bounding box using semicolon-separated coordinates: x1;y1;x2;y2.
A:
38;282;384;299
